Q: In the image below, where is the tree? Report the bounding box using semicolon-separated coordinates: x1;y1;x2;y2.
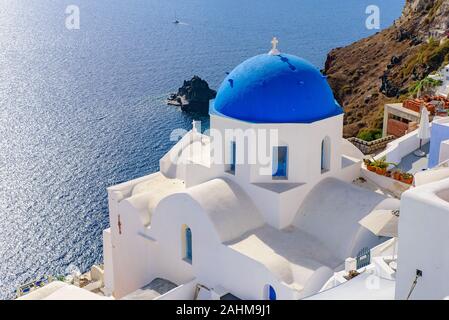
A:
409;76;443;98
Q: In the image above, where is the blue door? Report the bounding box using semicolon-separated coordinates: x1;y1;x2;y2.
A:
185;227;192;262
268;285;276;300
273;146;288;178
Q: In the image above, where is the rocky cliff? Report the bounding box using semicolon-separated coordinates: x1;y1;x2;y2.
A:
325;0;449;137
167;76;217;114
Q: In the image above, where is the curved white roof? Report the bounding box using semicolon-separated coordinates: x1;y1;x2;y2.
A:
227;225;338;291
305;273;395;300
228;178;400;295
293;178;400;260
184;178;265;243
120;173;185;225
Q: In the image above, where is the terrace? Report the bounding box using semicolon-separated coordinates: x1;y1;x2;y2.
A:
358;128;431;197
396;143;429;174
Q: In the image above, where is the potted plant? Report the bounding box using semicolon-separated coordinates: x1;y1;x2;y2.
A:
392;170;402;181
344;270;360;281
375;164;387;176
400;172;414;185
370;157;396;176
385;170;392;178
364;158;376;172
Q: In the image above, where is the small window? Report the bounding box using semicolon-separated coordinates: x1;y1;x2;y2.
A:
182;225;192;264
272;146;288;180
230;141;236;174
321;137;331;173
226;141;236;175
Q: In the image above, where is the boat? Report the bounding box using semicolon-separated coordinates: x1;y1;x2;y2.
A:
173;11;180;24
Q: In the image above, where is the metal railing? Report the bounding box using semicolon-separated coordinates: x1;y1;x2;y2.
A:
16;276;53;298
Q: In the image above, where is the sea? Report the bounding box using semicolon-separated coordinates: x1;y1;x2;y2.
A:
0;0;404;299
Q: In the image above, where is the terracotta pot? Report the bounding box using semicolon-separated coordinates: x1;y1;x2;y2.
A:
401;176;414;185
367;165;376;172
393;172;401;180
376;167;387;176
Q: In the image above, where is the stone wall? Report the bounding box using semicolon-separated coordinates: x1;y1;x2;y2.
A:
348;135;396;155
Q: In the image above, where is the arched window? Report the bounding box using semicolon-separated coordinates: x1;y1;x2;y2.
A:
321;137;331;173
264;285;276;300
182;225;192;263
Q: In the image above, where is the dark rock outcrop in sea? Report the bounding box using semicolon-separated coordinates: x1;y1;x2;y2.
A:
167;76;217;114
324;0;449;137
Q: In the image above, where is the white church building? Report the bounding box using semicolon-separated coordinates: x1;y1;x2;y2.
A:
18;40;449;301
100;40;400;300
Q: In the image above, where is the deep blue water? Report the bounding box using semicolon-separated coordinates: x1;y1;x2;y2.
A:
0;0;404;299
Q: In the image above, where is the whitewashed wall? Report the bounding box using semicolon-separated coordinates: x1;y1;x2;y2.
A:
396;177;449;299
102;228;114;296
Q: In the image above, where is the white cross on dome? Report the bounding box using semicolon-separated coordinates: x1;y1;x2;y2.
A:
269;37;280;56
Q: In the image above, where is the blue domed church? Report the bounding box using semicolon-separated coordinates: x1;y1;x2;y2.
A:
103;40;397;301
207;39;349;228
212;53;342;124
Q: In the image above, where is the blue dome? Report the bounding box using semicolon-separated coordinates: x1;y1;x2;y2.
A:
210;53;343;123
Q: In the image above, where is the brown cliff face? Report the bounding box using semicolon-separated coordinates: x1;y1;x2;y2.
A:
325;0;449;137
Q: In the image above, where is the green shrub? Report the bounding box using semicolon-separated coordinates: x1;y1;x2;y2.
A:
357;128;383;142
408;76;443;97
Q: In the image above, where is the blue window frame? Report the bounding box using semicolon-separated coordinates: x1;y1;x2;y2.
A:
229;141;236;173
273;146;288;179
185;227;192;262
